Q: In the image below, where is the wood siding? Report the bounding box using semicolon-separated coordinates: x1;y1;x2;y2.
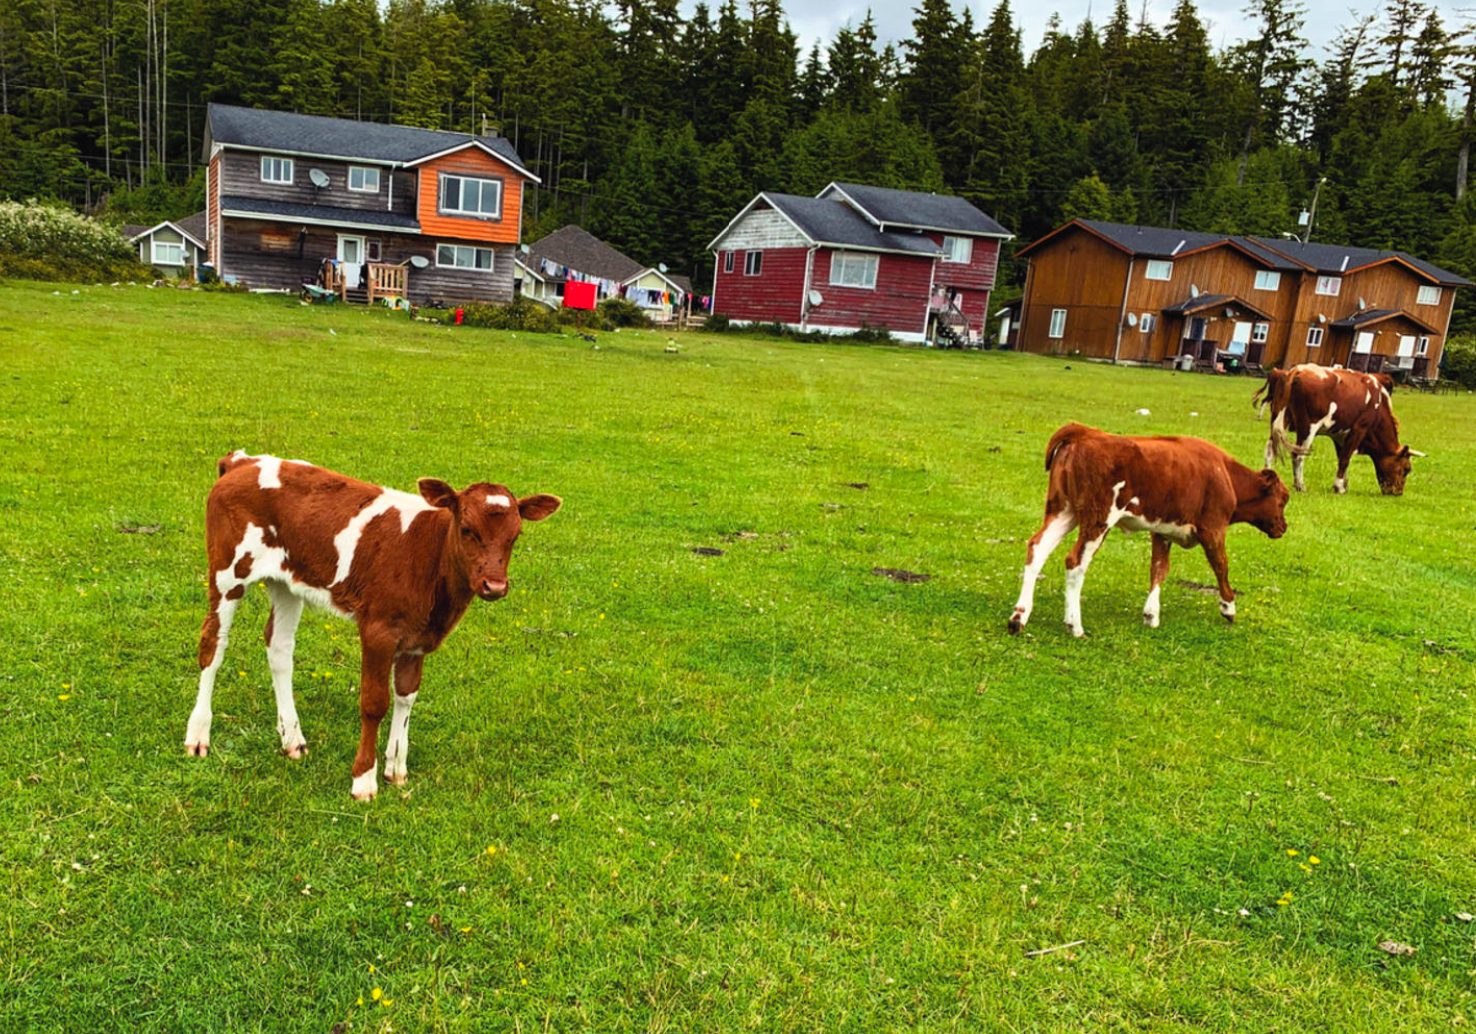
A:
929;233;1000;292
1280;261;1456;370
207;152;222;268
713;246;807;324
718;208;808;250
1019;231;1130;358
136;226;202;271
809;249;932;334
219;149;415;217
416;148;524;243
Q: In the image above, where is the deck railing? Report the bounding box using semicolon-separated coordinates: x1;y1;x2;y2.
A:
367;262;407;304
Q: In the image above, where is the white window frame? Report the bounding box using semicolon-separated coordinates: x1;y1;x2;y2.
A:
1316;275;1341;297
723;251;734;274
438;173;503;219
744;251;763;276
1049;309;1067;338
1144;259;1173;281
348;166;381;193
260;156;293;184
1254;271;1281;291
1139;312;1156;333
829;250;878;290
1251;322;1269;344
151;238;185;266
1416;285;1441;306
1306;326;1324;347
941;236;973;264
1417;336;1430;355
436;244;495;271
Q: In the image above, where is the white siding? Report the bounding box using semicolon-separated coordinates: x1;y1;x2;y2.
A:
721;209;808;249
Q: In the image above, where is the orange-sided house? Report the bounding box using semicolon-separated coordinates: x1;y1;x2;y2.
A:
203;104;538;304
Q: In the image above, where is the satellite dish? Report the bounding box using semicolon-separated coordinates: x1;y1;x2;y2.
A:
1317;313;1327;324
657;262;668;273
808;289;823;306
1225;307;1236;317
520;243;530;254
309;168;330;188
1358;296;1367;309
1190;284;1201;298
408;255;430;269
1126;313;1138;327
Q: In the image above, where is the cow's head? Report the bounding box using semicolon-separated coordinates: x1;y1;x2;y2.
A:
418;479;561;600
1374;446;1424;496
1238;468;1289;538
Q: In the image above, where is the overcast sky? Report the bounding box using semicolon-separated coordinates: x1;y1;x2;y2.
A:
772;0;1469;68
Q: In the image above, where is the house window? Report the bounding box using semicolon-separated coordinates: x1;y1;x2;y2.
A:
830;251;878;289
1144;259;1173;281
260;156;293;184
366;238;382;262
436;244;494;270
941;236;973;264
1417;336;1430;355
1307;326;1324;347
1049;309;1067;338
1252;322;1269;343
1254;271;1281;291
1316;275;1341;296
1417;285;1441;306
151;239;185;266
1139;313;1156;333
349;166;380;193
723;252;734;274
439;174;502;218
744;251;763;276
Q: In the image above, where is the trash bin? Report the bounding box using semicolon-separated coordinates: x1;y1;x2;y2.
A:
1177;354;1194;372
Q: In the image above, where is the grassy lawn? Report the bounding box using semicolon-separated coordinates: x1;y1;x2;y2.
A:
2;279;1474;1032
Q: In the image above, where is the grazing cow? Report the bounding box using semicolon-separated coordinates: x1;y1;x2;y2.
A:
1007;424;1288;637
1253;364;1424;495
186;451;561;800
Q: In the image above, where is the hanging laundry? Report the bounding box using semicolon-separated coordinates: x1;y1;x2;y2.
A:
563;280;597;310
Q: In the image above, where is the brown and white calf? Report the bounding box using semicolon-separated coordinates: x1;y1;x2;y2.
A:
1253;364;1424;495
1007;424;1288;637
186;451;560;799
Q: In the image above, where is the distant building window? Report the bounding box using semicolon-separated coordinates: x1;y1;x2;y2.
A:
1417;285;1441;305
1316;275;1341;296
1254;271;1281;291
1144;259;1173;281
723;252;734;274
744;251;763;276
436;244;494;270
1139;313;1156;333
1049;309;1067;338
151;239;185;266
349;166;380;192
1417;335;1430;355
830;251;878;289
1252;322;1269;343
439;174;502;218
1306;326;1324;347
941;236;973;264
260;156;293;184
366;238;382;262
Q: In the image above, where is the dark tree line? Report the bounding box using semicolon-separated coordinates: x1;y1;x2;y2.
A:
5;0;1476;305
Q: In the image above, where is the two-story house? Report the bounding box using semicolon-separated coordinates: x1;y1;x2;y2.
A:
707;182;1013;344
1015;219;1470;375
203;104;538;305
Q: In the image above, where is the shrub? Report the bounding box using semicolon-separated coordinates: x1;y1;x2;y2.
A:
704;312;731;332
0;200;153;282
847;323;894;344
447;297;611;335
1440;336;1476;389
597;297;650;327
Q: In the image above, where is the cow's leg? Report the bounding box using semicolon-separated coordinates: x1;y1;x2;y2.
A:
1143;534;1172;628
351;633;396;801
1201;533;1236;623
264;582;307;758
383;654;423;786
1008;508;1077;633
186;583;241;756
1063;519;1111;638
1290;427;1318;493
1332;431;1363;494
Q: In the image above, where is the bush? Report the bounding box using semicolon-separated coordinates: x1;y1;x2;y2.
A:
597;297;650;327
1441;336;1476;389
847;323;894;344
446;297;612;335
705;312;731;332
0;200;153;282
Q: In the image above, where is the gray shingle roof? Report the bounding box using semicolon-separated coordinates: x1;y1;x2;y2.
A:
765;194;943;256
528;225;645;282
1161;293;1274;321
1330;308;1440;332
220;194;420;231
830;182;1012;237
1250;237;1472;286
1072;221;1305;270
177;211;208;244
120;224;150;240
206;104;533;177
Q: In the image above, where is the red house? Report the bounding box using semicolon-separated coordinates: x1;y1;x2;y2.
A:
707;182;1013;344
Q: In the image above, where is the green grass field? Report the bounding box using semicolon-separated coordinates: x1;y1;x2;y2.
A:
3;280;1475;1032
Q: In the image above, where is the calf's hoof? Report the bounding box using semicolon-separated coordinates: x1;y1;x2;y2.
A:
1006;615;1023;635
1143;612;1160;628
386;772;408;786
185;742;209;757
350;769;378;802
284;744;308;760
1066;624;1086;639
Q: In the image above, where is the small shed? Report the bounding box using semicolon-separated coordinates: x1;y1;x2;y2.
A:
122;212;207;275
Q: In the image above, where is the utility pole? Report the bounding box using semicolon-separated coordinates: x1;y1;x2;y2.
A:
1303;176;1327;243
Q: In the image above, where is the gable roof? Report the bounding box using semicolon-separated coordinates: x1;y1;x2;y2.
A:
204;104;536;180
623;266;691;296
1251;238;1472;286
177;211;209;244
823;182;1013;238
1161;293;1275;322
120;216;207;250
707;193;939;258
528;225;644;282
1330;308;1441;334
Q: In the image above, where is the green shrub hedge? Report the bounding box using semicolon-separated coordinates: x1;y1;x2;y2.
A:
1440;336;1476;389
0;200;153;282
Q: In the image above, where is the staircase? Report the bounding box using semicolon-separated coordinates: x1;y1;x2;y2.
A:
934;305;971;349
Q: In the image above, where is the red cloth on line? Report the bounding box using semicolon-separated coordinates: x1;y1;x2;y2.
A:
563;281;598;311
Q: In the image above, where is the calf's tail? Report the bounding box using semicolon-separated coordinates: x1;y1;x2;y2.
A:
1045;423;1092;472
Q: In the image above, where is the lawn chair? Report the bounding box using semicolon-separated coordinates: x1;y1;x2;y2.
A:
1194;338;1220;373
1243;340;1267;376
1409;356;1433;392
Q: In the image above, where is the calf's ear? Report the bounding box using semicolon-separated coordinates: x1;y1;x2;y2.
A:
418;478;460;511
1259;468;1281;489
518;494;562;521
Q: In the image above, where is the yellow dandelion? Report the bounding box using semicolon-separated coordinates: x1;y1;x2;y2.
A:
371;987;383;1001
485;845;497;855
368;964;376;974
1309;855;1321;865
382;998;393;1006
749;797;760;808
356;997;363;1006
519;978;527;986
58;694;71;701
1299;863;1311;872
1286;849;1299;857
61;683;71;689
1276;899;1288;907
721;875;730;883
460;926;472;933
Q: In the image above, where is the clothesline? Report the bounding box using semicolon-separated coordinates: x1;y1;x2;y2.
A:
536;255;687;307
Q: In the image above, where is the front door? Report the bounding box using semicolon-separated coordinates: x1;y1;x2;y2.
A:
1354;331;1374;354
1228;320;1252;356
338;235;365;264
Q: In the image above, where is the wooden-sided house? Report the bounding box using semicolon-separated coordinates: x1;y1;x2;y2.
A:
202;104;538;304
516;224;691;319
122;212;208;276
708;182;1013;344
1016;219;1470;376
